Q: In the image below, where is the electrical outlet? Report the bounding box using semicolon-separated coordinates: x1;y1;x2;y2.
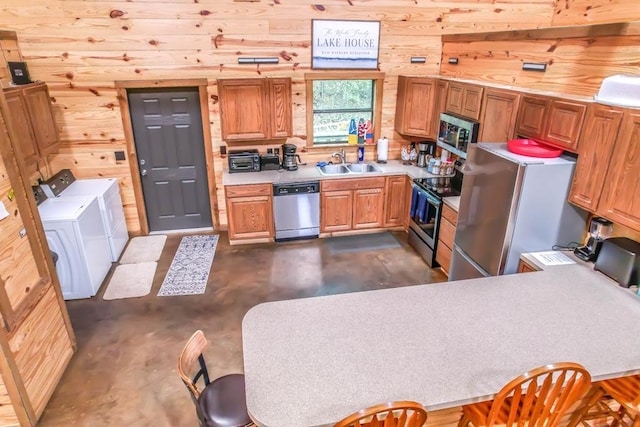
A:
19;228;26;238
220;146;227;155
114;151;126;161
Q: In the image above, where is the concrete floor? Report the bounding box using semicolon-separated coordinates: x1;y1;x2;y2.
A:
39;231;446;427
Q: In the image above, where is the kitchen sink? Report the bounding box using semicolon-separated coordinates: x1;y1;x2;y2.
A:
347;163;382;173
317;164;350;175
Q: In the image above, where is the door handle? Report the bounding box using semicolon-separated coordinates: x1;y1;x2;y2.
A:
139;159;146;166
141;169;147;176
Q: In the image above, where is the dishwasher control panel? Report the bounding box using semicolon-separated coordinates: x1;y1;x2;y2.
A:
273;181;319;196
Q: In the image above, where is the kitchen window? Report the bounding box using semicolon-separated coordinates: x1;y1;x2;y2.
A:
305;72;384;147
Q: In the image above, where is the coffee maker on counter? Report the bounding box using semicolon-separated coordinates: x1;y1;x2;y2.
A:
574;216;614;261
281;143;304;171
417;142;436;168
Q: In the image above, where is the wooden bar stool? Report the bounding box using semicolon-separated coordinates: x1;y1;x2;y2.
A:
569;374;640;427
458;362;591;427
334;401;428;427
177;330;253;427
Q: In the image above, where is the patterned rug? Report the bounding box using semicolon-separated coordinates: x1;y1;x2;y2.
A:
158;235;218;296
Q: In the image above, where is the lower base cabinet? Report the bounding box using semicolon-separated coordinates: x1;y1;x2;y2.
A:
517;259;538;273
436;203;458;276
225;184;274;241
321;177;385;233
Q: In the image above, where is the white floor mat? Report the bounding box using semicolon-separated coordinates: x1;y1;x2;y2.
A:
103;262;157;300
119;235;167;264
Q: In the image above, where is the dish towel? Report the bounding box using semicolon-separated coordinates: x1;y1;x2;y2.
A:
416;190;428;222
410;186;419;218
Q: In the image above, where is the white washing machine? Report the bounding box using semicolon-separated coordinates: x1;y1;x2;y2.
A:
41;170;128;261
37;195;112;300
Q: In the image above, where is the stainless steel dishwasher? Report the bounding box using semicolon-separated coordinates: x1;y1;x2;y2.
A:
273;181;320;242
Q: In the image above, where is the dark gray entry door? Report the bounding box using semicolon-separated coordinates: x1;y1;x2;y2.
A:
128;88;212;232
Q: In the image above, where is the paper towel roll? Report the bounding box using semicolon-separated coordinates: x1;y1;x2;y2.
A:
377;137;388;163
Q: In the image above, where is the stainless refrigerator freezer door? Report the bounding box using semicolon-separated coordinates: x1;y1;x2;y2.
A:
449;244;490;281
454;146;522;276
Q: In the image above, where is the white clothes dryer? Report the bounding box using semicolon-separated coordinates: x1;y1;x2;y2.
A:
37;196;112;300
41;170;128;262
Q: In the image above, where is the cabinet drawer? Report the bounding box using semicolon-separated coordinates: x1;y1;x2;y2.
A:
438;218;456;249
321;177;385;192
441;204;458;226
225;183;271;198
436;241;452;275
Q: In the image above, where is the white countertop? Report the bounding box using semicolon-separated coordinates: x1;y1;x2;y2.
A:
443;196;460;212
223;160;446;186
242;265;640;427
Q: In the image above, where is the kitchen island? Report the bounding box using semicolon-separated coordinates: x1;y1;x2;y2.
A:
242;263;640;427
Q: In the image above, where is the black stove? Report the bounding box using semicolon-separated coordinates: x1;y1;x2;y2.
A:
413;176;460;198
413;160;464;198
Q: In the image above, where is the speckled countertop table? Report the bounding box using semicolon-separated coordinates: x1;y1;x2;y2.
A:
223;160;446;186
443;195;460;212
242;265;640;427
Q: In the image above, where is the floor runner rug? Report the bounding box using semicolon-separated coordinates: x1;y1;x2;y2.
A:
119;235;167;264
325;232;401;255
158;235;219;296
103;262;157;300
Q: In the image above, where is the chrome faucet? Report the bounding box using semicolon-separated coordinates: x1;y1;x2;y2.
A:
332;148;346;164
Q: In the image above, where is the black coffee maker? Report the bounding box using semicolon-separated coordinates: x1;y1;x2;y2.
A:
574;217;614;261
281;143;303;171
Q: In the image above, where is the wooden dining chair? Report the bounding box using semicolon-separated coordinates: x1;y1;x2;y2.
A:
177;330;253;427
334;400;428;427
569;374;640;427
458;362;591;427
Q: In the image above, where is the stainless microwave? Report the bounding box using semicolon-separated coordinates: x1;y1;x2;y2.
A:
436;113;480;159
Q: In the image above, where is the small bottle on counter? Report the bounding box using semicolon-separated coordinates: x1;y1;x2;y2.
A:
358;146;364;163
432;159;441;175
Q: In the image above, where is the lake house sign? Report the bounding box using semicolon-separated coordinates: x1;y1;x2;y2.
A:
312;20;380;69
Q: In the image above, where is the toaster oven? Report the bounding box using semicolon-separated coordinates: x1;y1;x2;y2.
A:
228;149;260;173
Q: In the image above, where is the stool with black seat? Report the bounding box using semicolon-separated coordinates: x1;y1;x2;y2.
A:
458;362;591;427
177;330;252;427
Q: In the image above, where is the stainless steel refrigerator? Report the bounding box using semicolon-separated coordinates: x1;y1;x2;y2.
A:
449;143;588;280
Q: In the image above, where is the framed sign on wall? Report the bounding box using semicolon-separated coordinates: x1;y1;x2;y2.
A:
311;19;380;69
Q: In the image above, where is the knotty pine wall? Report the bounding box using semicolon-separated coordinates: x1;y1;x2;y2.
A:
0;0;637;232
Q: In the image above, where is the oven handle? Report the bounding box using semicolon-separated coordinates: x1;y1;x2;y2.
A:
412;184;442;206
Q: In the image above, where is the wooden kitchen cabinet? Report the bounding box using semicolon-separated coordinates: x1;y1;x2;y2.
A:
515;95;586;153
517;259;538;273
445;82;484;120
478;88;521;142
225;184;274;241
394;76;437;138
436;203;458;276
218;78;292;142
569;104;623;212
597;111;640;231
383;175;408;227
320;177;385;233
321;190;353;232
3;82;59;173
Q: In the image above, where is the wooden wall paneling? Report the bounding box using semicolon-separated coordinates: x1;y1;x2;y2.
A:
441;22;640;96
552;0;640;26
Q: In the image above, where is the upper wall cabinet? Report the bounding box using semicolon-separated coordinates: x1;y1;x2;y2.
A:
218;78;292;142
394;76;437;139
3;82;59;173
515;95;587;153
478;88;521;142
597;111;640;231
445;82;483;121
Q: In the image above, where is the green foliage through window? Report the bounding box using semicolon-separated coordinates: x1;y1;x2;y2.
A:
312;80;374;144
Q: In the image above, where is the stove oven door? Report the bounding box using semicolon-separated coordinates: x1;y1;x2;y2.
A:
408;184;442;266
